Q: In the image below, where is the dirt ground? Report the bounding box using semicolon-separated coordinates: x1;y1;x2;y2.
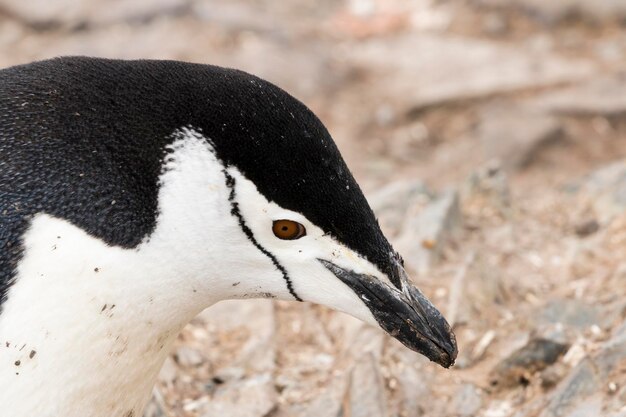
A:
1;1;626;416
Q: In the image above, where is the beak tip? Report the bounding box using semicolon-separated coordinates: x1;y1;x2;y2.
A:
441;342;458;368
429;331;458;368
442;325;458;368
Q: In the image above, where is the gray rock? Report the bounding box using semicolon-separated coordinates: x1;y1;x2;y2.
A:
369;180;432;238
606;383;626;416
344;323;386;360
347;34;595;112
174;346;205;368
458;329;499;369
301;375;349;417
369;189;454;285
0;9;338;101
325;314;368;355
396;367;430;417
347;354;387;417
191;1;281;35
537;299;603;330
213;366;246;383
477;0;626;23
540;325;626;417
571;160;626;222
187;300;279;416
479;105;563;170
199;373;278;417
611;321;626;344
198;299;276;373
301;323;387;417
483;12;509;35
573;218;600;237
540;362;570;389
450;383;483;417
142;389;169;417
466;162;512;210
395;190;461;273
530;75;626;118
511;396;551;417
208;37;342;101
390;346;431;417
490;338;569;389
540;359;600;417
156;357;178;387
562;396;603;417
0;0;188;29
142;400;167;417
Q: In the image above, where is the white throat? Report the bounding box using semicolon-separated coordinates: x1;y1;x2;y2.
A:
0;130;288;417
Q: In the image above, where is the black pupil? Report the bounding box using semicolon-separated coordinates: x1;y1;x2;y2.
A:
282;226;289;231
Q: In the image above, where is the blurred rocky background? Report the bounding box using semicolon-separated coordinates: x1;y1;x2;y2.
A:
2;0;626;416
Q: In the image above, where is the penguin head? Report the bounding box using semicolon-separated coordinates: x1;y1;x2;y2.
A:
221;157;457;368
181;65;458;368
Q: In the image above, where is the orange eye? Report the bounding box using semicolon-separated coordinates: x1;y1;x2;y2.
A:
272;220;306;240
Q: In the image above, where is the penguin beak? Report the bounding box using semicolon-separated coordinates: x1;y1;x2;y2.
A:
319;259;457;368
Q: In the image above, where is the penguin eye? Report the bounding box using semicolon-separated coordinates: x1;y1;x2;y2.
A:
272;220;306;240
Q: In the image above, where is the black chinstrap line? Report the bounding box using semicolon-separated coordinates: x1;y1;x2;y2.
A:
222;169;303;302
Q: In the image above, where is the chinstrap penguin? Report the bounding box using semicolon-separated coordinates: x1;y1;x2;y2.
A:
0;57;457;417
